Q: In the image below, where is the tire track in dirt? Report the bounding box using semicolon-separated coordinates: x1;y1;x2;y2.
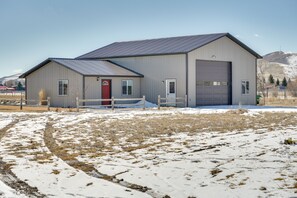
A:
0;117;46;198
44;120;163;198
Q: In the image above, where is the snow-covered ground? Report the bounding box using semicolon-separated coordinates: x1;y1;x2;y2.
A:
285;54;297;78
0;106;296;198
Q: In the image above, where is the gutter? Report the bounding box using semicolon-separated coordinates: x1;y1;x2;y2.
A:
185;53;188;107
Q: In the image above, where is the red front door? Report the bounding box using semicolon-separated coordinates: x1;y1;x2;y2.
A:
101;79;111;105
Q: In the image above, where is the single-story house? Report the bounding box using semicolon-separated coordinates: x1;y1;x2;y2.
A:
20;33;262;107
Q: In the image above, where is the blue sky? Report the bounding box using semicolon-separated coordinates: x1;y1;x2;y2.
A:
0;0;297;77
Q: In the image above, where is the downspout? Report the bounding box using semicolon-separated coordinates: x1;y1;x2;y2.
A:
25;77;27;101
255;58;258;105
82;76;85;106
185;53;189;107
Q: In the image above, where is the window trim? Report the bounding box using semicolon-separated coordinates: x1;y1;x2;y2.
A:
121;79;133;96
58;79;69;96
241;80;250;95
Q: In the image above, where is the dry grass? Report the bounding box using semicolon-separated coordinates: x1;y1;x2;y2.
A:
226;174;235;179
41;111;297;194
274;178;285;181
47;111;297;165
0;105;78;112
0;94;23;100
210;168;222;177
261;97;297;106
51;169;60;175
0;105;48;112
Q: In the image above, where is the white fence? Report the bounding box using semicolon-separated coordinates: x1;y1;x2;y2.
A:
76;96;146;112
76;95;188;111
157;95;188;110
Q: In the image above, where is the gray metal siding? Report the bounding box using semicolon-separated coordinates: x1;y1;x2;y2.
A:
26;62;83;107
108;54;186;104
188;36;257;106
196;60;231;105
85;76;141;101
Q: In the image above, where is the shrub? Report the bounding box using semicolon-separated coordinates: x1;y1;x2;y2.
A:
38;89;47;105
287;81;297;97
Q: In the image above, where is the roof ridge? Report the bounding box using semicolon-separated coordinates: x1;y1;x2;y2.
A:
52;58;106;62
114;33;227;43
76;32;261;59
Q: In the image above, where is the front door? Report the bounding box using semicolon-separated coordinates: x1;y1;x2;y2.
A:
166;79;176;105
101;79;111;105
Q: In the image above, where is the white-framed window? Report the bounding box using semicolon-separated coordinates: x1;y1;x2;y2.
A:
241;80;249;95
122;80;133;95
58;80;68;96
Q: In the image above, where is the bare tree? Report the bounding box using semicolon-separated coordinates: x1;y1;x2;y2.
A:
287;80;297;97
257;61;267;104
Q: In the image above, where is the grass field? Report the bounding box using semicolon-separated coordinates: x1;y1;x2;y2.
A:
0;107;296;197
262;97;297;106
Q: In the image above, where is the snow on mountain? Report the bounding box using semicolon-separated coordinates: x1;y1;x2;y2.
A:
258;51;297;80
0;73;25;87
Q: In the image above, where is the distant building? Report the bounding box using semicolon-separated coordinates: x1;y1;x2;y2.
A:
0;86;8;91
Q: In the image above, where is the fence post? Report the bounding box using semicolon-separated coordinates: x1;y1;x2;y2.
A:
158;95;161;110
111;96;114;110
47;97;50;111
20;92;23;110
76;97;79;112
184;95;188;107
142;95;146;110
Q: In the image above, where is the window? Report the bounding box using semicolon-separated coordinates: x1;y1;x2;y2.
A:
221;82;228;86
241;80;249;95
213;81;221;86
58;80;68;96
196;81;203;86
122;80;133;95
169;82;175;93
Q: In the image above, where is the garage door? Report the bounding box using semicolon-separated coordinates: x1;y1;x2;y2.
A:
196;60;232;106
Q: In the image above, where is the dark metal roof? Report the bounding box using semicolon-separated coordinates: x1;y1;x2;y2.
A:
77;33;262;59
20;58;143;78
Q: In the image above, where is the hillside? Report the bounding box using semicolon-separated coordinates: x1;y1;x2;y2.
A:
258;51;297;81
0;73;25;87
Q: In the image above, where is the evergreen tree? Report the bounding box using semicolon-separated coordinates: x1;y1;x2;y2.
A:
282;77;287;87
276;78;280;86
288;78;292;85
17;82;23;90
268;74;275;84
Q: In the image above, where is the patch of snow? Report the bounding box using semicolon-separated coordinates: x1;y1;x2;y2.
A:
119;100;158;108
95;129;297;198
0;116;13;129
0;113;150;198
0;180;26;198
82;100;158;109
0;107;297;197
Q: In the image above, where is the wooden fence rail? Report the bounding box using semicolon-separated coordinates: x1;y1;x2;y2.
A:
0;97;51;111
76;96;146;112
157;95;187;110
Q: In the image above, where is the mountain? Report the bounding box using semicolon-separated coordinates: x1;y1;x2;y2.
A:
258;51;297;81
0;73;25;87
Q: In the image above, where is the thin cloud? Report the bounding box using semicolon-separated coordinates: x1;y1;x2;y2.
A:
254;34;260;37
13;69;23;74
